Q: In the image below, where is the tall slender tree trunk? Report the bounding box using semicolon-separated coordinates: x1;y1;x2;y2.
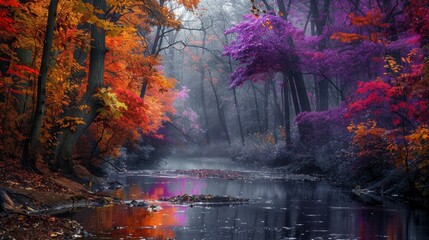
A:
68;22;90;107
166;31;178;77
288;71;300;114
250;82;262;132
151;26;163;56
21;0;59;170
282;72;291;144
277;0;311;119
291;71;311;112
140;0;167;100
224;29;245;145
270;79;284;127
291;70;312;141
311;0;331;111
318;78;329;111
199;67;210;145
233;88;245;145
13;49;32;157
208;70;230;145
263;81;269;132
13;49;32;115
11;49;32;151
55;0;107;173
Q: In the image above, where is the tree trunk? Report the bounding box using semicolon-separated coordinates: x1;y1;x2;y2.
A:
140;0;168;100
13;49;32;157
13;49;32;115
291;72;311;112
282;72;291;144
223;27;244;145
277;0;312;118
250;82;262;132
166;31;178;77
270;79;284;127
318;78;329;111
233;88;245;145
286;67;313;142
151;26;163;55
311;0;331;111
21;0;59;170
291;70;312;141
68;24;89;107
208;70;230;145
288;71;300;114
140;77;148;98
199;67;210;145
55;0;107;173
263;81;269;132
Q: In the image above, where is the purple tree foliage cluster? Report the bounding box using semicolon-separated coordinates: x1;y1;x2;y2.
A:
224;14;304;87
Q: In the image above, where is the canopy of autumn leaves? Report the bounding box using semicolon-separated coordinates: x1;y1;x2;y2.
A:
0;0;198;161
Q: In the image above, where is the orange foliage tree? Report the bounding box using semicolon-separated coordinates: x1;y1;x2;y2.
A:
0;0;199;171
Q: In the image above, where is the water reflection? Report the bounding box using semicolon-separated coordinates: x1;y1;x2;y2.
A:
77;204;183;239
68;158;429;239
150;156;246;171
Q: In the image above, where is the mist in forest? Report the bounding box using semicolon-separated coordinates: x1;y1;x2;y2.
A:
139;0;429;197
1;0;429;239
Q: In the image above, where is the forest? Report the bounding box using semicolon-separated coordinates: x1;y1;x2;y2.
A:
0;0;429;239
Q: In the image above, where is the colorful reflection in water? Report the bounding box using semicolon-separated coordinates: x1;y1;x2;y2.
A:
113;176;207;200
78;204;181;239
66;157;429;240
70;176;208;239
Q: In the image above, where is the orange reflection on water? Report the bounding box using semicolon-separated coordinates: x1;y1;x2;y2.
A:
80;179;205;239
88;204;186;239
386;212;404;240
113;177;208;201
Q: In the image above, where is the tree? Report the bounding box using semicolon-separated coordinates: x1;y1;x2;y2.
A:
224;13;311;141
21;0;59;170
310;0;330;111
54;0;108;173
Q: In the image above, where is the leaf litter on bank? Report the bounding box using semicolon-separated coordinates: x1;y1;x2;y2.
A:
0;214;88;239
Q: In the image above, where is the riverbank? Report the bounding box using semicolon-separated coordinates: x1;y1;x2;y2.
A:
173;142;428;206
226;142;429;208
2;151;426;239
0;161;118;239
65;156;429;239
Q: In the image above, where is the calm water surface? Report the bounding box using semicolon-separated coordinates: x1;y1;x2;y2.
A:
68;157;429;240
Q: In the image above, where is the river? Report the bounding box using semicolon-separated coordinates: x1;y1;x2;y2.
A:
67;157;429;240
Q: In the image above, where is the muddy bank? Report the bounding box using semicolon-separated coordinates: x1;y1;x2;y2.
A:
0;161;123;239
1;186;115;213
0;185;117;239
